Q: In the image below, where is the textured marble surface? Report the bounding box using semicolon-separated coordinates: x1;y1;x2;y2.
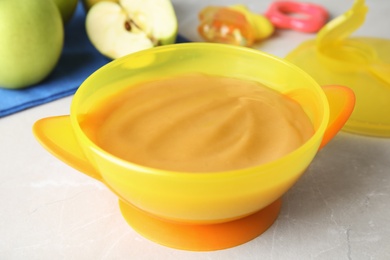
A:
1;0;390;259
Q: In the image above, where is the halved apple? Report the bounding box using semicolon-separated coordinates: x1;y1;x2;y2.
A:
85;0;178;59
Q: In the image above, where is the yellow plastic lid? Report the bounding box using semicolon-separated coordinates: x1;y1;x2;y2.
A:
286;0;390;137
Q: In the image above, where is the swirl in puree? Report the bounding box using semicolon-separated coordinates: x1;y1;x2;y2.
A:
81;74;314;172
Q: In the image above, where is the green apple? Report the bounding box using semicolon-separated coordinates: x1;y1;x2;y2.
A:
52;0;79;24
0;0;64;89
85;0;178;59
81;0;118;11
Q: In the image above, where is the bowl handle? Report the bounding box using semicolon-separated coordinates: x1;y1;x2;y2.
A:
33;115;103;182
319;85;355;149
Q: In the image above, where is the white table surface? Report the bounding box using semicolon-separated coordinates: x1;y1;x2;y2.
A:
1;0;390;259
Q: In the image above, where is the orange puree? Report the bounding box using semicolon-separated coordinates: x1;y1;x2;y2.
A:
81;74;314;172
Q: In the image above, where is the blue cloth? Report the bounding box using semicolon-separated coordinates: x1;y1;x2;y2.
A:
0;3;190;117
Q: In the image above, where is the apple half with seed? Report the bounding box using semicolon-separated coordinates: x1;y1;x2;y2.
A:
85;0;178;59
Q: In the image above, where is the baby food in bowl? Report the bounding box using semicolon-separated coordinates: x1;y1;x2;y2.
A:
81;73;314;173
33;43;354;251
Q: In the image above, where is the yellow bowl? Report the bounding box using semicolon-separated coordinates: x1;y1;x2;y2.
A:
33;43;354;251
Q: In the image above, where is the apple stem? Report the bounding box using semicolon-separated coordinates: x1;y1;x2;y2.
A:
152;38;161;46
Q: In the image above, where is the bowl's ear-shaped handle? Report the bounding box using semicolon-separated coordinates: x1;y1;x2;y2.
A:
320;85;355;149
33;115;103;182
